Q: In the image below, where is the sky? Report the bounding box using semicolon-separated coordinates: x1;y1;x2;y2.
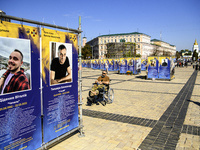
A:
1;0;200;51
0;37;30;62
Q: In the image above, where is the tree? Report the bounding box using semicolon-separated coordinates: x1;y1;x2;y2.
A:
176;51;181;59
151;44;161;56
192;50;198;61
82;44;92;59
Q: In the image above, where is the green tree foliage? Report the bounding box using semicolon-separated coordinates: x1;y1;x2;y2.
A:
176;51;181;59
82;44;92;59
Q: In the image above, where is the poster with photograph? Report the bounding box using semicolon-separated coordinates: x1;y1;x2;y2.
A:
114;59;120;71
50;42;73;85
159;58;170;79
41;28;79;143
135;58;141;74
128;59;134;72
141;59;147;71
0;21;41;150
100;60;105;70
108;59;114;71
119;58;127;73
147;58;159;79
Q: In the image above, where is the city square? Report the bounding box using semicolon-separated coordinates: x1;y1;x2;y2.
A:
50;66;200;150
1;1;200;149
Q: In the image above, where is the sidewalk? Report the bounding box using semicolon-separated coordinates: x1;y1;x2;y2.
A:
49;66;200;150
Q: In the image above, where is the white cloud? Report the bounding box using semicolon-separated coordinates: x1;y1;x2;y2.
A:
0;37;30;63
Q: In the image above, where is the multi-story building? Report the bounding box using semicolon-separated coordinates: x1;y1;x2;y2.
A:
86;32;176;59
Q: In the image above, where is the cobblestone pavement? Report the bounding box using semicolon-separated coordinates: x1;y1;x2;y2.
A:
49;66;200;150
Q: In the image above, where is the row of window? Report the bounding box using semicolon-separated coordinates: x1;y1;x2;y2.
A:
101;38;140;44
101;35;140;39
100;44;140;49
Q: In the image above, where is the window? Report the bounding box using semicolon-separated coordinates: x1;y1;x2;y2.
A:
115;39;117;42
134;38;136;42
104;40;106;44
108;40;109;43
130;38;132;42
138;38;140;42
138;45;140;48
111;39;113;42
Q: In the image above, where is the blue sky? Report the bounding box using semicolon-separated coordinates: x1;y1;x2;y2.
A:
1;0;200;51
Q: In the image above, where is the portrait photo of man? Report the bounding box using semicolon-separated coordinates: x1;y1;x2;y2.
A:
50;43;72;85
162;59;168;66
0;37;31;95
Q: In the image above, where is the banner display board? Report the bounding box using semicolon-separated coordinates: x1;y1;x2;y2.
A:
0;21;42;150
108;59;114;71
114;59;120;71
119;58;127;73
93;59;99;69
86;60;91;68
147;57;159;79
135;58;141;74
141;59;147;71
99;60;104;70
82;60;86;67
127;58;134;73
158;57;170;79
41;28;78;143
91;59;95;69
97;60;101;69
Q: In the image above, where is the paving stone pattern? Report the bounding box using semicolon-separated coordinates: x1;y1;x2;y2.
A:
49;67;200;150
83;109;157;128
139;70;198;150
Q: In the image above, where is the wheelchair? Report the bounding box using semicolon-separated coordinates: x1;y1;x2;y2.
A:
87;81;114;106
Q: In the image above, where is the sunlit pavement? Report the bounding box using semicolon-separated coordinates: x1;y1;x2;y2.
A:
50;66;200;150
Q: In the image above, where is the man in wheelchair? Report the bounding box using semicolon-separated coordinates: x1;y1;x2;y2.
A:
87;70;110;105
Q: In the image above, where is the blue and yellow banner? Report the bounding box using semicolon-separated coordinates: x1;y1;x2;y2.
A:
158;57;170;79
0;21;42;150
147;57;159;79
41;28;79;143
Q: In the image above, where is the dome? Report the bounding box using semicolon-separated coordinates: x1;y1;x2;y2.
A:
194;39;198;45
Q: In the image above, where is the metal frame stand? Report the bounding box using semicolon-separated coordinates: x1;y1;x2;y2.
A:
0;14;85;149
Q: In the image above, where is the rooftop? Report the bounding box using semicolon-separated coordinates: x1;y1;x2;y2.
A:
98;32;151;38
151;39;175;47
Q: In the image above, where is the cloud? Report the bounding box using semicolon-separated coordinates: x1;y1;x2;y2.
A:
0;37;30;63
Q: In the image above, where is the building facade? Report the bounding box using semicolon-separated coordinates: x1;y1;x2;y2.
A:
86;32;176;59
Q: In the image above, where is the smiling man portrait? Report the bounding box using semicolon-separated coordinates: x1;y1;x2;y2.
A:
0;49;30;94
